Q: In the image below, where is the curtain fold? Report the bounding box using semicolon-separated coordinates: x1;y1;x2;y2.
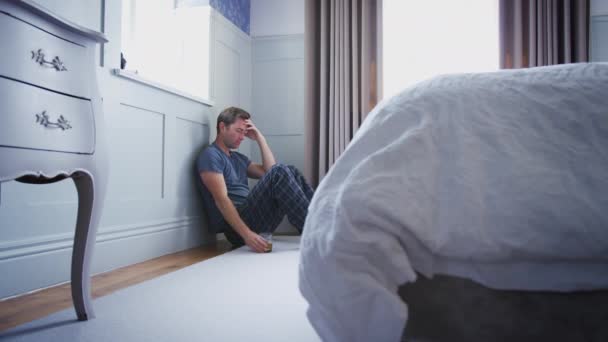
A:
500;0;589;68
305;0;382;186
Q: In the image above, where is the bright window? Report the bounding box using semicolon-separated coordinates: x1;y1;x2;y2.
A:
121;0;211;100
382;0;499;100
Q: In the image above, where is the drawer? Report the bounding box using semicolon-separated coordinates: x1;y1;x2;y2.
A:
0;77;95;154
0;11;91;99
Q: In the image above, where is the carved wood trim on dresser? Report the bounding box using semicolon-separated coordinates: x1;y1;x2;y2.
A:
0;0;108;321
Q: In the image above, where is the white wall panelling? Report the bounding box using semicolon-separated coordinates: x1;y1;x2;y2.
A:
591;0;608;62
591;16;608;61
175;118;210;199
592;0;608;15
214;43;240;113
252;35;305;153
106;104;165;202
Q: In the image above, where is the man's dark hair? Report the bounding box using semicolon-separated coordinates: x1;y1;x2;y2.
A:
216;106;251;134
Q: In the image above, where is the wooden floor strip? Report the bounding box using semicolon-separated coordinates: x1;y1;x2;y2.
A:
0;240;232;332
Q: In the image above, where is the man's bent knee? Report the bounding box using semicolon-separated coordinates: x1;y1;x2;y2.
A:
267;163;299;185
269;163;291;175
286;164;303;176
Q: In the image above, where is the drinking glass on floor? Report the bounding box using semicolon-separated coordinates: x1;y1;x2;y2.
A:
259;232;273;253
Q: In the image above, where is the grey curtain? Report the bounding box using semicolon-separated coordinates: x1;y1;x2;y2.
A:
304;0;383;186
499;0;590;68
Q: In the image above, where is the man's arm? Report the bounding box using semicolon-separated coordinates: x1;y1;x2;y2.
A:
245;119;276;179
200;171;269;252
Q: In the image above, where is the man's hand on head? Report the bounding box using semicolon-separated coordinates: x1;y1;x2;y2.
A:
244;119;261;141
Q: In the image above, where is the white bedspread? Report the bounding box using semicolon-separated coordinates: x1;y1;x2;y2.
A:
298;63;608;342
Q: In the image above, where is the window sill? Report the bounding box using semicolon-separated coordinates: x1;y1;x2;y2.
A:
111;69;214;106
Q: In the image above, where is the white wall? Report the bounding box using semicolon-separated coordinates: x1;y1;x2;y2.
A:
0;1;251;299
250;0;304;37
592;0;608;15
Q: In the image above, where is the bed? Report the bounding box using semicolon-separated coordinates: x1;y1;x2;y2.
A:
298;63;608;341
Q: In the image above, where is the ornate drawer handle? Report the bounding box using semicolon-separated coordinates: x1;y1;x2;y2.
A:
36;111;72;130
31;49;68;71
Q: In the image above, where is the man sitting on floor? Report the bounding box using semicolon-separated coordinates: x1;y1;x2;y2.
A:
197;106;314;252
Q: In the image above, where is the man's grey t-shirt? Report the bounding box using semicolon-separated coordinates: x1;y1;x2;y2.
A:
197;143;251;232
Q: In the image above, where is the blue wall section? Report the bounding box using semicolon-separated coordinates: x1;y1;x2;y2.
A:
178;0;250;34
210;0;250;34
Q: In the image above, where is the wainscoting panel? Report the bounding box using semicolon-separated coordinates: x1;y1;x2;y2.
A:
105;104;165;201
175;118;209;200
591;15;608;62
252;35;304;136
253;36;305;61
252;59;304;135
214;42;241;114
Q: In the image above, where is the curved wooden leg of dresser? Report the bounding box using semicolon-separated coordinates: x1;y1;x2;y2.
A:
71;171;102;321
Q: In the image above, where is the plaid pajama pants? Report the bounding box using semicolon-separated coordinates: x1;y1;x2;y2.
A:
223;163;314;247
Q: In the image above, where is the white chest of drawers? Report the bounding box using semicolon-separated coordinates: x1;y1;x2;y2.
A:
0;0;107;320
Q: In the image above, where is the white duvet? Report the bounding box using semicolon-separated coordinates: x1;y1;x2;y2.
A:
298;63;608;342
